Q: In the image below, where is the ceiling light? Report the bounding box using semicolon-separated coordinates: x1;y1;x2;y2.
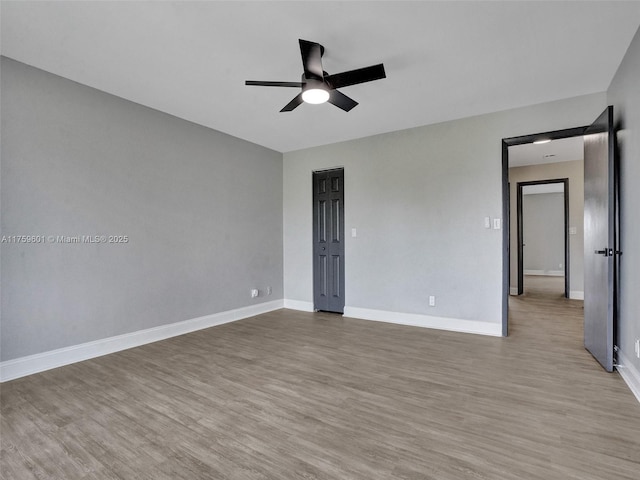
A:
302;88;330;104
533;139;552;144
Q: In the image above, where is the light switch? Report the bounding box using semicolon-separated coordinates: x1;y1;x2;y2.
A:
351;228;357;238
493;218;501;230
484;217;491;229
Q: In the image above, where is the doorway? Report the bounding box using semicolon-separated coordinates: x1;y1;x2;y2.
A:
517;178;569;298
312;168;345;313
502;108;619;373
501;126;586;336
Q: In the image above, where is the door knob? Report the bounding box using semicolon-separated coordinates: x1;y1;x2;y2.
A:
594;248;612;256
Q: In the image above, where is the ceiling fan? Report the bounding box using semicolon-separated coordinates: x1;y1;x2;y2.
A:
245;39;386;112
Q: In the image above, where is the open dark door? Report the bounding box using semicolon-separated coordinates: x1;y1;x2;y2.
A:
313;169;345;313
583;106;619;372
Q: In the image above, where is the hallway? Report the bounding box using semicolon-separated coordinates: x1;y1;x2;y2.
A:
509;275;583;351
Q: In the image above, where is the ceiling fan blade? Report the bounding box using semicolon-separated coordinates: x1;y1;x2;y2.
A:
325;64;386;89
245;81;304;87
328;90;358;112
299;39;324;80
280;93;304;112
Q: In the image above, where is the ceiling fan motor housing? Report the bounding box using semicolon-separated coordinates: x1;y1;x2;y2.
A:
301;73;328;91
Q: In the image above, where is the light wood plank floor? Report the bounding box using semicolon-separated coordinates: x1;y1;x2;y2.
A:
2;282;639;479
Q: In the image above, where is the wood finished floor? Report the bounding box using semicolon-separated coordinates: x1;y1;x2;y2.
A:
2;277;639;479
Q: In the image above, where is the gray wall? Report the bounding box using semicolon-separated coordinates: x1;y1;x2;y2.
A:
509;160;585;296
283;93;606;327
608;26;640;375
0;57;283;361
522;192;565;275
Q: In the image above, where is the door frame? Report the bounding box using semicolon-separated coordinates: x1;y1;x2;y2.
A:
516;178;570;298
312;167;345;313
502;126;587;336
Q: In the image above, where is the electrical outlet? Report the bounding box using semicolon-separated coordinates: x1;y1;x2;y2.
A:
251;289;259;298
429;295;436;307
266;286;272;296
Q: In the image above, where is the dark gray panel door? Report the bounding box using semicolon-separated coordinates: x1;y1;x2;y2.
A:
583;106;618;372
313;169;345;313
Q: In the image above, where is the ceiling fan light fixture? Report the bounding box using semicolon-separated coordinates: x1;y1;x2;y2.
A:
302;88;330;104
245;39;385;112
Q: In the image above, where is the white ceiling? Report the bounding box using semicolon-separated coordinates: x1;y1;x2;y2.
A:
2;1;640;153
509;136;584;168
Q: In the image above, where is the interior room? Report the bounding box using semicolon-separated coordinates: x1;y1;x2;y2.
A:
522;184;567;282
2;2;640;479
508;136;585;299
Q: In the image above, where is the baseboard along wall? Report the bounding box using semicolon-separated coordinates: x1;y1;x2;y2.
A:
0;300;284;382
616;350;640;404
524;270;565;277
283;299;315;312
510;287;584;300
343;306;503;337
3;298;636;404
281;301;502;337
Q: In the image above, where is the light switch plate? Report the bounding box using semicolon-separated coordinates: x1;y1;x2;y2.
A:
493;218;501;230
351;228;357;238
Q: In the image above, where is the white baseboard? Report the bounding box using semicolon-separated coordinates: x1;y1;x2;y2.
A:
524;270;545;275
0;300;284;383
510;287;582;300
283;299;315;312
343;306;502;337
524;270;564;277
616;350;640;404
